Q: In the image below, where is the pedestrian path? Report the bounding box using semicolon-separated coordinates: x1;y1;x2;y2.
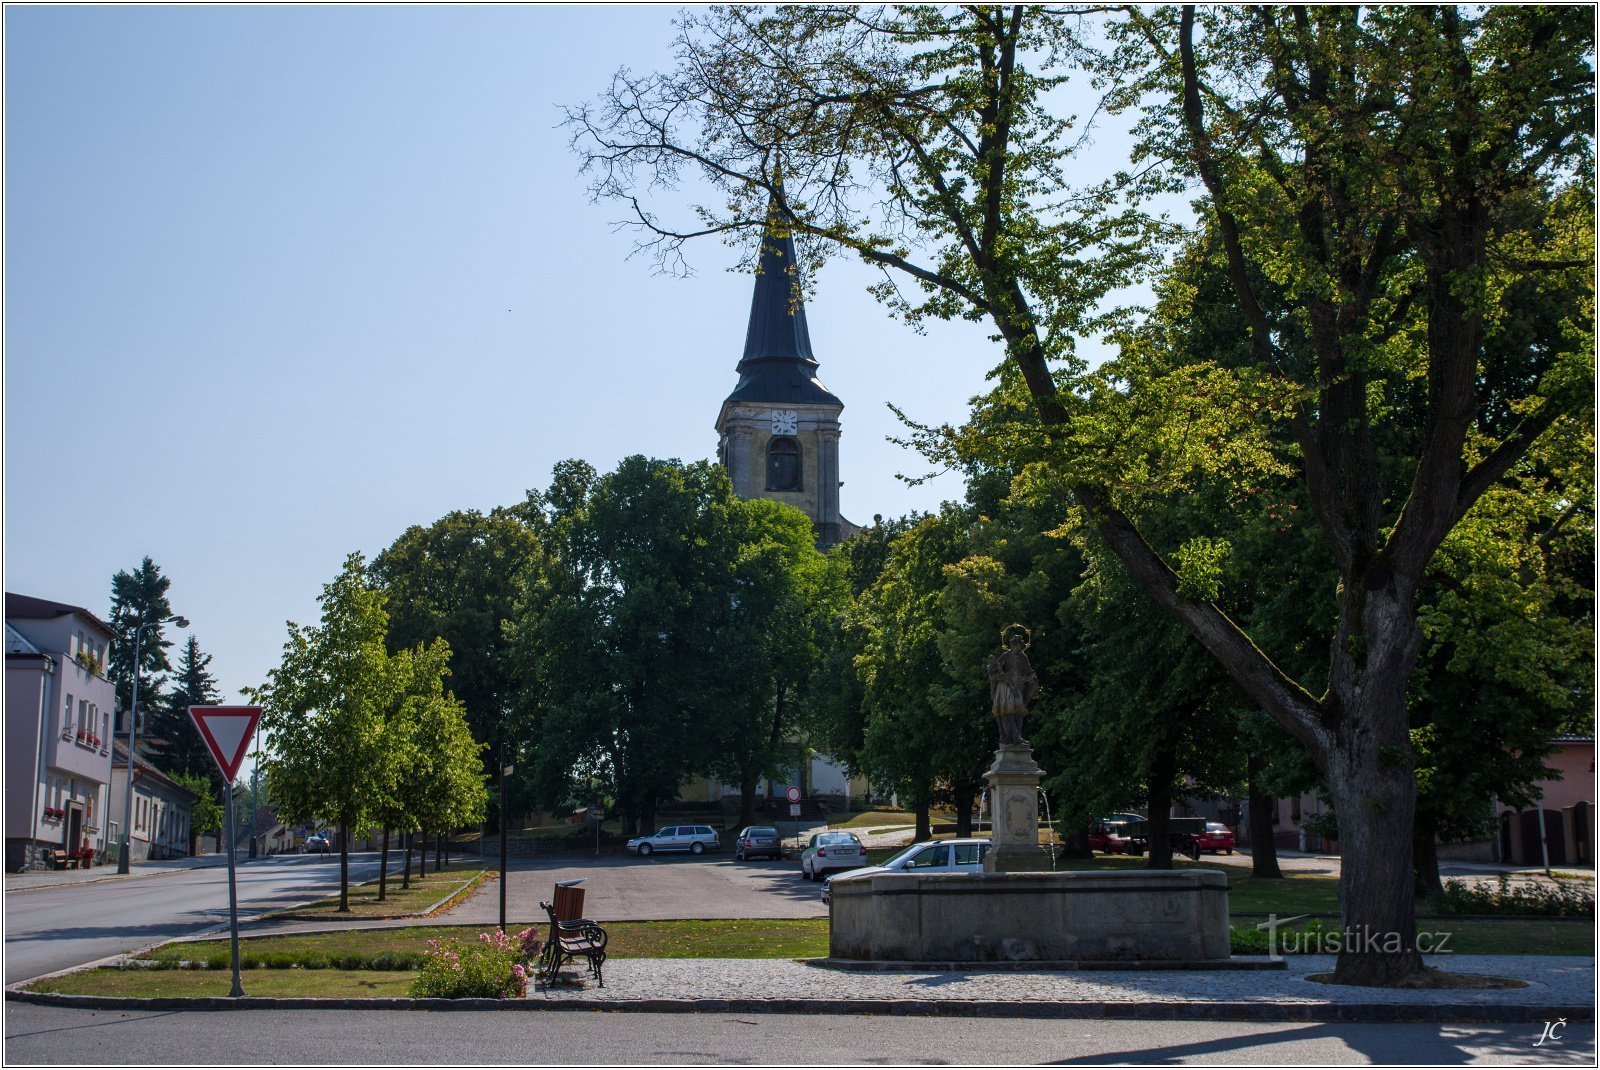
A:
529;955;1594;1020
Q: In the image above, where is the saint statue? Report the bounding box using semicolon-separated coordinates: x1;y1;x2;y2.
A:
987;626;1040;747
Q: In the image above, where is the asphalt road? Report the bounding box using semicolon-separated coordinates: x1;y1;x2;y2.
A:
3;853;395;984
5;1003;1594;1065
445;850;830;927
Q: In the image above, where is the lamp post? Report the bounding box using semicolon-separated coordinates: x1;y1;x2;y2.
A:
499;760;513;933
117;614;188;874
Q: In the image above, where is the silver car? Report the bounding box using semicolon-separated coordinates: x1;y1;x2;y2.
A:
626;824;720;856
800;830;867;880
821;838;991;903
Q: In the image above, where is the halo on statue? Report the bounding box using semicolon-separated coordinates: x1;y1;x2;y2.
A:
999;623;1032;649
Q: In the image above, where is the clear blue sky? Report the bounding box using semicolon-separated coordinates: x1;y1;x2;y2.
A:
4;6;1143;752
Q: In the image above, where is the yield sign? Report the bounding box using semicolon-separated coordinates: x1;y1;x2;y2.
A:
190;706;261;781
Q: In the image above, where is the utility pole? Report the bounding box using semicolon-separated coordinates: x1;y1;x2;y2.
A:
498;755;513;933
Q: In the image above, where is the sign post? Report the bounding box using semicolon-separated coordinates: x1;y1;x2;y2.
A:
786;786;802;851
189;705;261;999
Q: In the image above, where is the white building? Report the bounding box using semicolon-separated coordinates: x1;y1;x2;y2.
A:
5;594;117;871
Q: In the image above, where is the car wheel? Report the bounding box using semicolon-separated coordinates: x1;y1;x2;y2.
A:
1225;848;1233;855
735;849;745;860
691;841;705;855
639;843;653;857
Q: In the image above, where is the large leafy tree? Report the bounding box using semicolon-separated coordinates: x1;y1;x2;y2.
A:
854;506;993;840
571;4;1595;985
707;497;844;827
107;557;178;719
366;637;488;899
518;457;749;834
369;507;546;823
256;554;407;911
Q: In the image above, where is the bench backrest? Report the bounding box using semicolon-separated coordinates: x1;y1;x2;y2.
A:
552;883;585;922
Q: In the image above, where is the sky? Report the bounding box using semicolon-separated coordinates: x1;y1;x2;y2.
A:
4;6;1150;768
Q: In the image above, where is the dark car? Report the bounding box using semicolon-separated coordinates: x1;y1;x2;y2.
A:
733;825;782;860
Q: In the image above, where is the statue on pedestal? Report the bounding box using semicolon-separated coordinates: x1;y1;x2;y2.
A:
987;625;1039;747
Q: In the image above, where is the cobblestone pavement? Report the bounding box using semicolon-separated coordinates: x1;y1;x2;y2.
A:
530;955;1595;1012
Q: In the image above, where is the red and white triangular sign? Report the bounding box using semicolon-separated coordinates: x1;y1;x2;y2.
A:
189;706;262;781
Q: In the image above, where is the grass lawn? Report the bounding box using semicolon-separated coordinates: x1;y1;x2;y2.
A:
829;810;915;830
25;910;1589;1000
266;864;487;920
32;968;417;999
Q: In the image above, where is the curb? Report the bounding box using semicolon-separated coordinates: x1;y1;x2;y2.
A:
6;989;1591;1024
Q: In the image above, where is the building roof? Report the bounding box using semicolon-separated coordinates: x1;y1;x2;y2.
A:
111;741;199;802
5;623;44;657
5;592;117;640
724;203;842;410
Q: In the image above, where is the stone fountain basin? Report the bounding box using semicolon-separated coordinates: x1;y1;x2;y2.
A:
827;868;1232;966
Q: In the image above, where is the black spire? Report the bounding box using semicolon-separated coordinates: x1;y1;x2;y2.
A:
724;201;842;408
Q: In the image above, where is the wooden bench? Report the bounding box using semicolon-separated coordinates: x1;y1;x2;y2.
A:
537;882;607;987
52;850;77;871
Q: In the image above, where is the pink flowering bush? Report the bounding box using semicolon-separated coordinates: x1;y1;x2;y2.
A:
408;927;541;999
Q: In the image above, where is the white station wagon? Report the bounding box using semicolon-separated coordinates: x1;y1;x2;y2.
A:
821;838;991;903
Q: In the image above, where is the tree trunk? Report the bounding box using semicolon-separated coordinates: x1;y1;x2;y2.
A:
953;787;974;838
435;832;444;870
378;828;389;901
1413;810;1445;901
739;772;760;830
402;831;413;890
1323;708;1424;985
418;830;427;878
337;819;350;913
914;799;932;842
1247;752;1283;879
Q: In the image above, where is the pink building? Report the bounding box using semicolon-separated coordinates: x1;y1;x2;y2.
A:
1255;736;1595;867
1498;736;1595;867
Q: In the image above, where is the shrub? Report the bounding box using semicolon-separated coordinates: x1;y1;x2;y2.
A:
408;928;540;999
1433;875;1595;917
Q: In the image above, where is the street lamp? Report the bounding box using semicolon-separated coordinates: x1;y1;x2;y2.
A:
499;761;514;933
117;614;188;874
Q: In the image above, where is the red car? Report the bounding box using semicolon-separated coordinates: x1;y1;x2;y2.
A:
1087;819;1144;855
1193;821;1235;854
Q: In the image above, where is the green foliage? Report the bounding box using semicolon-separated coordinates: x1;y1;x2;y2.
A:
255;555;399;844
169;771;222;838
151;637;227;786
369;507;546;818
1432;876;1595;918
107;557;177;716
408;928;539;999
515;458;755;830
853;506;993;829
1173;537;1231;603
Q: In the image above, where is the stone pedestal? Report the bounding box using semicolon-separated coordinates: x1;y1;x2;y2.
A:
984;744;1051;873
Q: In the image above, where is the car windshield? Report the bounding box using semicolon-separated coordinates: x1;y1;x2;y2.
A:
879;843;927;869
818;833;856;845
1206;823;1227;833
655;828;674;837
750;828;775;837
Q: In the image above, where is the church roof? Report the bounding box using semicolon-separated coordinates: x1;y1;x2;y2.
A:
724;204;842;409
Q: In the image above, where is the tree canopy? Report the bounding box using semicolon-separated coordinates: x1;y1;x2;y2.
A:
569;3;1595;985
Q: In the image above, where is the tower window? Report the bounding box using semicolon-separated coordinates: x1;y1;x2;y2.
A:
767;436;802;491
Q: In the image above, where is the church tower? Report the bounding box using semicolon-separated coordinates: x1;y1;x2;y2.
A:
716;209;854;547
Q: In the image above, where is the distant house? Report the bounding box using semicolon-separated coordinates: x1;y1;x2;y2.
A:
109;742;198;862
1254;736;1596;866
1498;736;1595;867
5;594;118;871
